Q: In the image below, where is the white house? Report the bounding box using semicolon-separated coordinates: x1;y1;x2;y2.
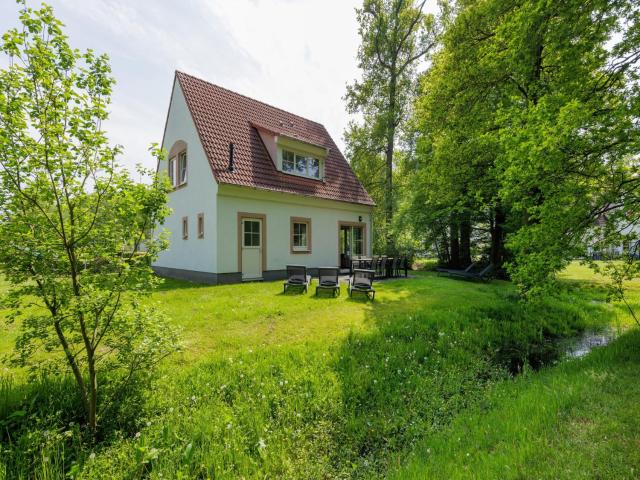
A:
152;71;375;284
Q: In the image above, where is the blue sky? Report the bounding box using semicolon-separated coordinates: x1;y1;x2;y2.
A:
0;0;371;171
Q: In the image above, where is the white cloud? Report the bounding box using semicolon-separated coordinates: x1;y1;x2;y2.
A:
0;0;435;172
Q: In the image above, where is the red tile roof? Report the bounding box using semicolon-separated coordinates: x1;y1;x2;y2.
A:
174;71;374;206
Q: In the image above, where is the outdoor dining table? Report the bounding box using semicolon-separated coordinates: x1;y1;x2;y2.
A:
350;257;373;273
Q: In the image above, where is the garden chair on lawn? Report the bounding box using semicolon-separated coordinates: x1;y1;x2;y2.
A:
316;267;341;297
448;263;494;282
284;265;311;293
348;269;376;300
436;262;476;276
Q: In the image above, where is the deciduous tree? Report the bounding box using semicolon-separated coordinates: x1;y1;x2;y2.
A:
0;2;179;435
346;0;446;251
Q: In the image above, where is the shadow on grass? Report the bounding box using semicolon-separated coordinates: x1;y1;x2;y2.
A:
390;328;640;479
327;276;619;475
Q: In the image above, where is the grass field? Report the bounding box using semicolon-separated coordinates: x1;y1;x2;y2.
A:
0;263;638;479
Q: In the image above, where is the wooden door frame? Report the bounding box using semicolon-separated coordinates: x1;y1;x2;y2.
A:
337;221;367;267
238;212;267;274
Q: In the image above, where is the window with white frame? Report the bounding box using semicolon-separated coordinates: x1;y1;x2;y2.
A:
168;157;175;186
197;213;204;239
281;149;320;179
182;216;188;240
178;151;187;185
291;218;311;253
282;149;295;173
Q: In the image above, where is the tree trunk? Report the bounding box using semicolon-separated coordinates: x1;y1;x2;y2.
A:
88;352;98;435
490;205;507;276
385;72;397;253
459;213;472;267
449;219;461;268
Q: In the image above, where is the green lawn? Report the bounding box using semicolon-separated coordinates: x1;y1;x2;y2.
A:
0;263;638;479
154;272;513;362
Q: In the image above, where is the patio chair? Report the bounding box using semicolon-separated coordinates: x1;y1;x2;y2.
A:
376;255;388;278
370;255;379;273
348;269;376;300
447;263;494;282
316;267;341;297
385;257;394;278
400;255;409;277
390;257;399;278
374;256;385;279
284;265;311;293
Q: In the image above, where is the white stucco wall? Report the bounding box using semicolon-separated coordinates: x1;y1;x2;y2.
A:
217;185;373;273
153;81;218;273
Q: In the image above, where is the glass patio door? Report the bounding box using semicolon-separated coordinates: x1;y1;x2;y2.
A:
340;225;364;268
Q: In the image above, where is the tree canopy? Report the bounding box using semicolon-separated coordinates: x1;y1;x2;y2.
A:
383;0;640;291
0;2;179;434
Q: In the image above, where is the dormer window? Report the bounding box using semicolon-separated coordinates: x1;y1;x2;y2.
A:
281;149;321;179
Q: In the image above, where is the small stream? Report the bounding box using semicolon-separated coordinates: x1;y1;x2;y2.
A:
556;327;618;359
505;327;620;375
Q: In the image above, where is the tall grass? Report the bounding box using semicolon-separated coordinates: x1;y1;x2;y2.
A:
391;329;640;479
2;284;616;478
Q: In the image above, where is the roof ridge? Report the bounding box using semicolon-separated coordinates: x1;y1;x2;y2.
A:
175;70;326;129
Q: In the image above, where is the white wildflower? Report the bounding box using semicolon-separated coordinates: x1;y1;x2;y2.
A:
257;438;266;450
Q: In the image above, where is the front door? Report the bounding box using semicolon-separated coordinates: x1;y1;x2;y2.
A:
241;218;262;280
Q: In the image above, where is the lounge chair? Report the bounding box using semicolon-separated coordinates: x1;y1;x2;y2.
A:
348;269;376;300
436;262;476;275
448;263;494;281
284;265;311;293
316;267;341;297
